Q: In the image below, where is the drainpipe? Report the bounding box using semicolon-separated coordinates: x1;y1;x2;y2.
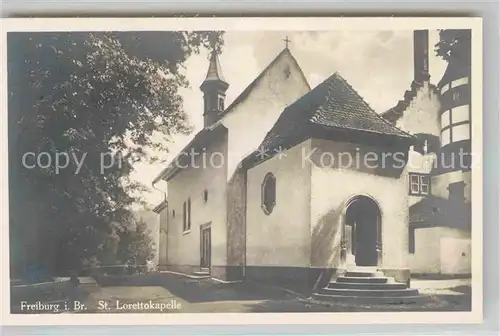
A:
152;180;166;202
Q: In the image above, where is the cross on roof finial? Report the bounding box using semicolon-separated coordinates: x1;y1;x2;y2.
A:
283;36;291;49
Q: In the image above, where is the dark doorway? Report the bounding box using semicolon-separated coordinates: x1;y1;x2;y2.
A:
200;225;211;269
345;196;381;267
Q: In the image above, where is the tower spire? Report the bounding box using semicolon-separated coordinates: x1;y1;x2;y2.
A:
203;48;226;83
200;33;229;127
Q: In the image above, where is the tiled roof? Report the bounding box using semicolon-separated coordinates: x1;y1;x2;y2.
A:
258;72;413;152
409;195;471;230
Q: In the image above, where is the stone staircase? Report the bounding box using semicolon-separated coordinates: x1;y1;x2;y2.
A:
312;267;420;304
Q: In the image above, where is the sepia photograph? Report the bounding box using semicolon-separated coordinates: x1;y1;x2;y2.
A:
2;17;482;325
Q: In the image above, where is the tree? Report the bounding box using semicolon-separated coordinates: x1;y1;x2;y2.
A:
116;220;155;268
434;29;471;63
8;31;223;277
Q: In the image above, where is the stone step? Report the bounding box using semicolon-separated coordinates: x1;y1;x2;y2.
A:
346;266;378;271
337;276;389;284
312;293;423;305
344;271;384;278
328;281;407;290
193;271;210;277
317;287;419;298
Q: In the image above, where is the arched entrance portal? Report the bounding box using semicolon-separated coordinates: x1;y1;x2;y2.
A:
342;195;382;267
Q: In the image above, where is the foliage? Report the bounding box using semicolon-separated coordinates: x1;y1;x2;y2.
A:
116;220;155;267
8;31;223;277
434;29;471;63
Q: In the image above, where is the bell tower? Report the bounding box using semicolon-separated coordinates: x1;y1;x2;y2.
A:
200;47;229;127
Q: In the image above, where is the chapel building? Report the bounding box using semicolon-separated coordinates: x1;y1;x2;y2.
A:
153;40;420;292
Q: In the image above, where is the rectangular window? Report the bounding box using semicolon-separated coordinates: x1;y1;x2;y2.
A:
409;173;431;196
452;123;470;142
182;202;187;232
441;128;451;147
451;76;469;88
218;97;224;112
441;83;450;94
420;175;430;195
441;110;450;129
187;198;191;231
451;105;470;124
410;174;420;194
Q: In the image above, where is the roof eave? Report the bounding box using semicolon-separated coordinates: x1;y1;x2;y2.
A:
152;124;228;185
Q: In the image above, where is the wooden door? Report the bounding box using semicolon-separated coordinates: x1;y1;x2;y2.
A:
200;226;211;269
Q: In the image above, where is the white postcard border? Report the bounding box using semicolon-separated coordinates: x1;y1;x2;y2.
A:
0;17;483;326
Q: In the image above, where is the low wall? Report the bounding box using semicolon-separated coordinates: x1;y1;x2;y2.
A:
440;237;471;275
409;226;471;276
93;273;167;287
11;280;70;304
90;265;150;276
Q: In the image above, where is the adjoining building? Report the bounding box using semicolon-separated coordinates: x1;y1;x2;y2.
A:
382;30;471;276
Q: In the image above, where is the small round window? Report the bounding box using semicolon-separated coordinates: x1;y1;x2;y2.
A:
261;173;276;215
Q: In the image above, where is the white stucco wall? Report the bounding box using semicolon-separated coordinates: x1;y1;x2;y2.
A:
246;140;312;267
409;226;471;274
166;133;228;268
164;51;310;272
440;234;471;274
408;226;442;273
221;49;310;272
392;82;441;208
393;82;441;137
432;170;472;202
221;50;311;180
309;139;410;270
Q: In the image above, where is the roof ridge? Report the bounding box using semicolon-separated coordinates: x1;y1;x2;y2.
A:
333;72;377;114
221;48;300;117
307;72;340;123
334;72;414;138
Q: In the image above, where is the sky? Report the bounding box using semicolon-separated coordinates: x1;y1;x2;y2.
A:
131;30;448;208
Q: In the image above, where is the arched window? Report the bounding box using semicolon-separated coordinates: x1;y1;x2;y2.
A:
218;97;224;112
261;173;276;215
